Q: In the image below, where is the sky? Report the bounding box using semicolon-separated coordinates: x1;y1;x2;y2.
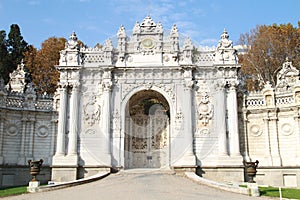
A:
0;0;299;49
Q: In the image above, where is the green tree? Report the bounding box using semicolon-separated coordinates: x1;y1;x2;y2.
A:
238;22;300;90
6;24;28;80
0;30;8;81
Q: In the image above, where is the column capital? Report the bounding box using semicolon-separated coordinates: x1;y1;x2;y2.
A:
227;80;239;90
215;80;226;91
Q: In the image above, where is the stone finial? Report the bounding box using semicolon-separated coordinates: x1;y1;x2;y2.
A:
118;25;126;38
65;32;79;50
276;58;299;90
214;28;237;63
103;39;113;51
156;21;163;33
9;61;29;93
183;37;193;50
170;24;179;38
218;28;233;49
133;21;140;34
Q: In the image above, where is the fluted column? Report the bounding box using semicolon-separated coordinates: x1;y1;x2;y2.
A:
55;84;68;156
227;81;241;156
216;81;228;156
68;83;80;156
101;71;112;165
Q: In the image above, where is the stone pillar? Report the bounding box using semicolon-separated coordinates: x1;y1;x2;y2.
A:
0;113;4;164
268;110;282;166
27;117;35;160
54;84;68;156
216;81;228;157
18;115;27;165
294;109;300;165
67;83;80;160
263;117;272;165
174;67;195;167
101;71;112;166
227;81;241;157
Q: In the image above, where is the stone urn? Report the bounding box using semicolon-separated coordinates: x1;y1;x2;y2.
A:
243;160;259;183
28;159;43;181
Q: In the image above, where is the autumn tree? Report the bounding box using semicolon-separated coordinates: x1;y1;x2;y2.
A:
0;24;28;83
238;22;300;90
24;37;66;94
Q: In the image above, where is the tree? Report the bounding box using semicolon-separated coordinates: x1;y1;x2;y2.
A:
6;24;28;81
0;30;8;81
238;22;300;90
24;37;66;94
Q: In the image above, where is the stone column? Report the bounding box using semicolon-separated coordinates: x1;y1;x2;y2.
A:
0;113;4;164
67;83;80;157
263;117;272;165
216;81;228;156
227;81;241;156
176;67;195;167
101;71;112;166
294;109;300;165
268;111;282;166
55;84;68;156
18;115;27;165
27;117;35;160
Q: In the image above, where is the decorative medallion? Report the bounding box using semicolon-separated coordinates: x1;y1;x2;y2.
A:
141;38;155;49
6;124;19;136
249;124;262;137
37;125;49;137
281;122;293;136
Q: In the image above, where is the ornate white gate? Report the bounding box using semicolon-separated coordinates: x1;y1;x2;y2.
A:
125;105;169;168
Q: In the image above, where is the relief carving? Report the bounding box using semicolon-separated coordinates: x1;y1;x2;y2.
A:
83;95;101;125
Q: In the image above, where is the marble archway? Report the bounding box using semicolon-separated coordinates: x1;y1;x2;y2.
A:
124;90;170;169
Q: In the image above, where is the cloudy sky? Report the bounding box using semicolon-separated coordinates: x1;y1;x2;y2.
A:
0;0;299;48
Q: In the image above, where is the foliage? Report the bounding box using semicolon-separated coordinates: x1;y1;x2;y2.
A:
24;37;66;94
238;22;300;91
0;186;27;197
0;24;28;83
259;186;300;199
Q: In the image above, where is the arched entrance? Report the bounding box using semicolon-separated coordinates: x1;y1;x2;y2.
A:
124;90;170;169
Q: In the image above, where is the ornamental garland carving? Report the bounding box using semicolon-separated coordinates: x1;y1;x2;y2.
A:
83;95;101;125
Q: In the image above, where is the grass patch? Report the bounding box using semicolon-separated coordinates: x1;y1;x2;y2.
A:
259;186;300;199
0;186;27;197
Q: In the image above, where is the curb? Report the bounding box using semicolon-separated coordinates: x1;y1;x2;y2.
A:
37;172;110;192
184;172;250;196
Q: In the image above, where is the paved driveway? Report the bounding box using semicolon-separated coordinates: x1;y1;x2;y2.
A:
4;171;272;200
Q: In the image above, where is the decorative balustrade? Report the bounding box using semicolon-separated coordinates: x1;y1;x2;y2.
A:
193;51;215;65
245;98;265;107
1;95;53;111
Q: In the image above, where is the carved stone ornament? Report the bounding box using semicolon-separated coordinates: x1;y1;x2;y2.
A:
214;29;237;63
249;124;262;137
276;58;299;90
83;95;101;125
65;32;79;50
198;92;213;125
280;122;293;136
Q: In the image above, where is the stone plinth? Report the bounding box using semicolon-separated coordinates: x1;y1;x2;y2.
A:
27;181;40;193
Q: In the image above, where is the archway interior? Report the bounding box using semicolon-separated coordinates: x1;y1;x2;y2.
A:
125;90;170;169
